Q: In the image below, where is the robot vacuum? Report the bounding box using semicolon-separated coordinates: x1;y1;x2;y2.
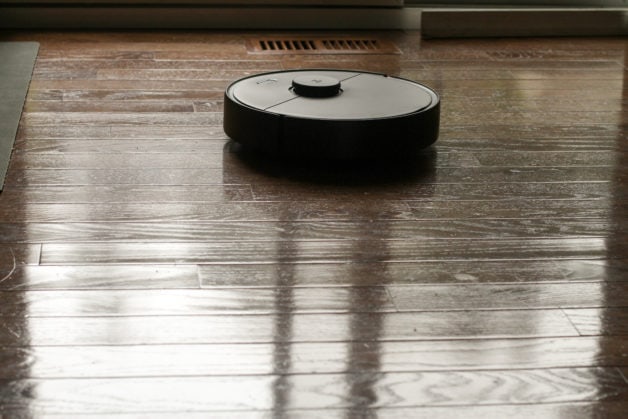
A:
223;69;440;160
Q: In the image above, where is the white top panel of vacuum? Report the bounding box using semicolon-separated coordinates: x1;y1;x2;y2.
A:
229;70;434;120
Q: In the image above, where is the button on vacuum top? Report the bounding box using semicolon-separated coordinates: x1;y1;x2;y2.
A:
291;75;341;98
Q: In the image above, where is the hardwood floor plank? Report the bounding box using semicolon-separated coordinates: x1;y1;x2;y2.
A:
0;186;252;205
34;58;281;71
0;202;614;226
21;112;223;126
401;68;626;81
5;169;225;186
9;150;484;170
0;310;578;345
251;182;614;201
408;78;626;91
4;166;618;187
28;79;231;91
26;34;250;50
3;182;615;204
39;238;613;264
387;282;628;311
437;137;624;152
21;125;228;140
0;287;394;316
0;244;41;268
0;368;624;413
440;111;622;125
23;100;195;113
28;88;224;101
441;89;626;100
9;153;226;170
94;68;277;81
445;99;626;113
563;308;628;336
5;403;628;419
1;337;627;379
438;123;626;139
402;59;624;70
0;202;413;223
15;139;228;153
198;260;628;287
26;90;64;101
437;125;624;152
0;219;615;243
24;97;232;114
483;37;623;54
470;151;618;167
31;69;97;81
406;199;612;220
36;50;156;60
15;125;113;140
328;68;514;84
0;265;199;290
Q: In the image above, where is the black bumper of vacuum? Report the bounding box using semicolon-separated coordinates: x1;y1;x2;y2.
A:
223;96;440;160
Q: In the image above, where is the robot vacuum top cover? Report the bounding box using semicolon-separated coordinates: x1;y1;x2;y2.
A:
223;69;440;160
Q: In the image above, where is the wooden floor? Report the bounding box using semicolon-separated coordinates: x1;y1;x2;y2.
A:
0;30;627;418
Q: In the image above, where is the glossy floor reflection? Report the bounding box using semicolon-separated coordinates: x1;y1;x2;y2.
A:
0;31;627;417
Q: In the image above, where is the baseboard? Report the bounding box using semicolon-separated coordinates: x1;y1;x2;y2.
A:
421;8;628;38
1;5;626;34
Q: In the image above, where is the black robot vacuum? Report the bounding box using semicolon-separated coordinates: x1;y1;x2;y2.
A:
223;69;440;160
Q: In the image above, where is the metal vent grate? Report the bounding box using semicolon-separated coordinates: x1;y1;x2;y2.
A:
248;37;399;54
321;39;380;51
259;39;317;51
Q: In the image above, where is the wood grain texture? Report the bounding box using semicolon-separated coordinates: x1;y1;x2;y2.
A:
39;238;617;264
563;308;628;336
0;30;626;416
198;260;628;287
0;265;200;290
2;337;628;379
0;287;395;316
17;125;227;140
4;403;628;419
0;186;253;203
0;200;616;223
0;282;623;316
0;244;41;268
2;182;614;203
387;282;628;311
0;368;626;414
13;150;617;169
4;166;618;187
0;310;578;345
0;219;616;243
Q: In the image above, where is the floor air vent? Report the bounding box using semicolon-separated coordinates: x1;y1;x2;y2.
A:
247;37;399;54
